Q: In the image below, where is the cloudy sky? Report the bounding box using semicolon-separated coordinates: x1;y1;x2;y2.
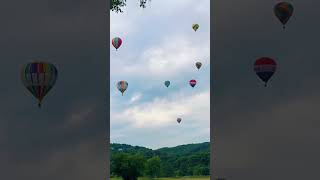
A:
110;0;210;149
214;0;320;179
1;0;107;179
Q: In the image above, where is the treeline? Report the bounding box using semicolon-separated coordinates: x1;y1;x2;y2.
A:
110;142;210;179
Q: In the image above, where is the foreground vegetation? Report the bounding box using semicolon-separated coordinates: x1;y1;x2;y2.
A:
110;142;210;180
111;176;210;180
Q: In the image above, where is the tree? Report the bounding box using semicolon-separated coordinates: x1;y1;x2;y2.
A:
145;156;161;178
111;153;146;180
110;0;151;13
193;165;210;176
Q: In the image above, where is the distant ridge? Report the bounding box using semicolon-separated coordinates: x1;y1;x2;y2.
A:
110;142;210;154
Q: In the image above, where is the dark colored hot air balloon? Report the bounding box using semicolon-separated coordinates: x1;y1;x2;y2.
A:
164;80;170;87
254;57;277;87
21;61;58;108
274;2;294;29
192;24;199;31
112;37;122;50
195;62;202;70
117;81;128;96
177;118;182;123
189;79;197;88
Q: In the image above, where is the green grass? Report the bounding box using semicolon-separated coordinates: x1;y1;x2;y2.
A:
111;176;210;180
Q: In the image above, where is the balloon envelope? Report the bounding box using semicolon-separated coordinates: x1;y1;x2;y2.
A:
195;62;202;69
274;2;293;28
189;79;197;88
112;37;122;50
177;118;182;123
21;62;58;107
254;57;277;86
192;24;199;31
164;80;170;87
117;81;128;95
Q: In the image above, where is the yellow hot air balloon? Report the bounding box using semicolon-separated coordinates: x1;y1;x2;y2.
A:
192;24;199;31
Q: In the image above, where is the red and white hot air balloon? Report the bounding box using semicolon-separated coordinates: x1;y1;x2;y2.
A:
189;79;197;88
254;57;277;87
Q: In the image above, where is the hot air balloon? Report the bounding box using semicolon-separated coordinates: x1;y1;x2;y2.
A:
254;57;277;87
21;62;58;108
195;62;202;70
112;37;122;50
274;2;294;29
177;118;182;123
117;81;128;96
164;80;170;87
189;79;197;88
192;24;199;31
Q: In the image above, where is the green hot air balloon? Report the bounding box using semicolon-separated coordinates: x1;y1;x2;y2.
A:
164;80;170;87
21;61;58;108
192;24;199;31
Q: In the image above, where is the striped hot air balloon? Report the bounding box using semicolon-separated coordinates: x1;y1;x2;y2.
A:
21;62;58;108
112;37;122;50
117;81;128;96
189;79;197;88
254;57;277;87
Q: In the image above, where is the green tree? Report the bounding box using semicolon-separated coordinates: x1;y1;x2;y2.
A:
111;0;151;13
111;153;146;180
145;156;161;178
193;165;210;176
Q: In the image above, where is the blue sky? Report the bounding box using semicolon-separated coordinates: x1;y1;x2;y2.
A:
110;0;210;150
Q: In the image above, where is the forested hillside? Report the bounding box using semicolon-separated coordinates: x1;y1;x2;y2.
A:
110;142;210;178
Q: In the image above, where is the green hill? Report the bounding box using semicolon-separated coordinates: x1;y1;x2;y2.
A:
110;142;210;177
156;142;210;156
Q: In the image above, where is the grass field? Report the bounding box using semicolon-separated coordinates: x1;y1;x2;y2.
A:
111;176;210;180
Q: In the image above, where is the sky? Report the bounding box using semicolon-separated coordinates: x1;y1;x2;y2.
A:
110;0;211;150
213;0;320;179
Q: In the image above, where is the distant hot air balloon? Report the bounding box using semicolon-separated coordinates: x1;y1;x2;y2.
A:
254;57;277;87
189;79;197;88
117;81;128;96
177;118;182;123
112;37;122;50
274;2;294;29
192;24;199;31
195;62;202;70
21;61;58;108
164;80;170;87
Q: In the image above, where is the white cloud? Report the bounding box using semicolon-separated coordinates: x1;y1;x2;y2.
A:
129;93;142;104
111;35;210;79
111;90;210;129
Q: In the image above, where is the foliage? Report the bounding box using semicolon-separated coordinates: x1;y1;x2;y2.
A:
110;142;210;179
111;152;146;180
145;156;161;178
110;0;151;13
